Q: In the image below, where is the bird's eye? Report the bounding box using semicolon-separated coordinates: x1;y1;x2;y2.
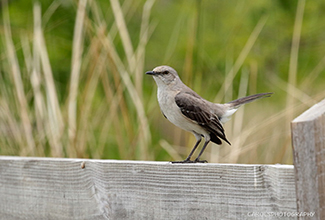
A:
163;71;168;74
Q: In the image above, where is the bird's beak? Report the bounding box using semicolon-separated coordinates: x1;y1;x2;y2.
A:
145;71;156;75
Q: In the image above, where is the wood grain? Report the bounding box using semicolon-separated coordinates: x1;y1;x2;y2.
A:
0;157;296;220
291;98;325;220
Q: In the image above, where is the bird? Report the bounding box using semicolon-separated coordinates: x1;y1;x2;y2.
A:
146;65;272;163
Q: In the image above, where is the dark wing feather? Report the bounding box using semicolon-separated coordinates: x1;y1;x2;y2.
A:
175;92;231;145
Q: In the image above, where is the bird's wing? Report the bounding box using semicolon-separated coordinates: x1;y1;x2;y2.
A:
175;92;230;145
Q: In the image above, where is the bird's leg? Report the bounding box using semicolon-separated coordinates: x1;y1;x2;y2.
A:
171;138;201;163
194;140;210;163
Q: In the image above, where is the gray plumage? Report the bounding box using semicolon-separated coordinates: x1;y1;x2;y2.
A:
146;65;272;163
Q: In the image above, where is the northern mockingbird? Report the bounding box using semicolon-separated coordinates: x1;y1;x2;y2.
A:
146;65;272;163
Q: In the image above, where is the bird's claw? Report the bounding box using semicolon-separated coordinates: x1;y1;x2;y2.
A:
194;159;208;163
171;159;208;163
171;159;194;163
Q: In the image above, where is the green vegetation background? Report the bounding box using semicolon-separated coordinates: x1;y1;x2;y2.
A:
1;0;324;164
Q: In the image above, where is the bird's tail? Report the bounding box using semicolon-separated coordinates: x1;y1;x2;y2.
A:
226;92;273;109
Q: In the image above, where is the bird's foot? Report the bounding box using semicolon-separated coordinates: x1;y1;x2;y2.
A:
194;159;208;163
171;158;208;163
171;158;195;163
171;160;194;163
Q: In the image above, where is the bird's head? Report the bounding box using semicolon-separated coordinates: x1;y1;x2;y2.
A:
146;65;180;87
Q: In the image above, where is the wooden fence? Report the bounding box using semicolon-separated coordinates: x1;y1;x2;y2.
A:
0;158;296;220
291;98;325;220
0;98;324;220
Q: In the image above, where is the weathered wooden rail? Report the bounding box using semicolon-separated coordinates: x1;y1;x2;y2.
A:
0;98;324;220
0;158;295;220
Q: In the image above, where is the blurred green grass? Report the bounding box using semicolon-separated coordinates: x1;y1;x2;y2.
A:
0;0;324;164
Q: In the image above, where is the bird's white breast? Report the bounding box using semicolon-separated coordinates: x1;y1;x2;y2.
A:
157;87;208;137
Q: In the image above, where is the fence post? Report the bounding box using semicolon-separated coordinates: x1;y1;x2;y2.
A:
291;98;325;219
